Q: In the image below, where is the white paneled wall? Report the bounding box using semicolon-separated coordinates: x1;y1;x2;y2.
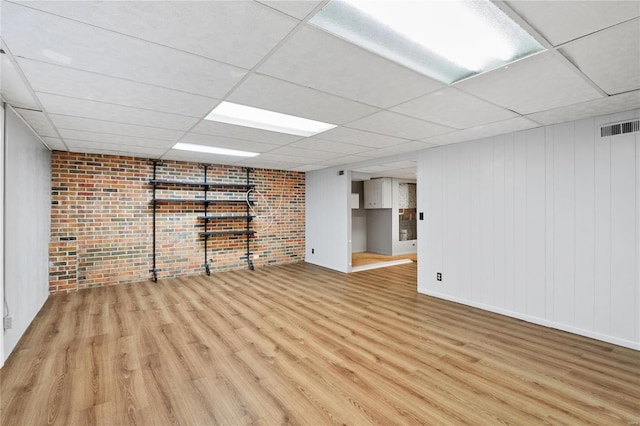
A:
351;181;367;253
306;167;350;272
418;109;639;350
0;102;4;367
4;107;51;361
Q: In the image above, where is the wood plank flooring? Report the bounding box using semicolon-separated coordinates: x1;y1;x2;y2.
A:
1;262;638;425
351;252;417;267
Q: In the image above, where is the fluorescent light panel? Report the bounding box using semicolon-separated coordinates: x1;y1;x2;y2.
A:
205;101;337;137
309;0;544;84
173;142;259;157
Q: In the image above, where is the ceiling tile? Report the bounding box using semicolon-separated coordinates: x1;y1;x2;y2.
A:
313;126;410;148
258;25;443;108
191;120;301;146
381;161;418;169
3;0;636;172
161;150;244;166
254;152;313;163
3;2;247;98
234;158;306;170
526;90;640;125
266;146;341;161
18;0;298;69
455;51;603;115
346;111;454;140
318;155;373;167
318;155;371;167
58;129;176;149
13;108;58;137
364;141;436;158
257;1;323;20
420;131;478;147
560;19;640;95
391;87;519;129
64;141;168;157
1;53;40;110
180;133;279;153
229;74;379;124
288;138;372;154
422;117;541;145
41;137;67;151
353;165;391;173
507;0;640;46
17;59;219;117
49;115;186;141
291;164;325;172
37;93;199;131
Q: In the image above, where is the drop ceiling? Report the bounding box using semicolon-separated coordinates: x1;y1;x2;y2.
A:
1;0;639;173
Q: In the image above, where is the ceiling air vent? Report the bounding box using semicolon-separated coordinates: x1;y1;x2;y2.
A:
600;120;640;137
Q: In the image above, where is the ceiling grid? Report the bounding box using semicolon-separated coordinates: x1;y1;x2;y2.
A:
0;0;638;176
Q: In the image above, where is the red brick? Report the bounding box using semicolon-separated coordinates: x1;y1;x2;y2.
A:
49;152;305;293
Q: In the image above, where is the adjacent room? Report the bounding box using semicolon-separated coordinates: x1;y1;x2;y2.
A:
350;162;418;272
1;0;639;424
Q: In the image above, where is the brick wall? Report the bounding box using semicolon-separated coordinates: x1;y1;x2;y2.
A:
48;239;78;293
49;151;305;293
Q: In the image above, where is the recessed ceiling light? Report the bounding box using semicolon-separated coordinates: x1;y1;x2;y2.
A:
173;142;259;157
309;0;544;84
205;101;337;137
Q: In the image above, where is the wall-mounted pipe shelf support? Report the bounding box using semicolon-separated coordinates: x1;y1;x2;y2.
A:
149;161;255;280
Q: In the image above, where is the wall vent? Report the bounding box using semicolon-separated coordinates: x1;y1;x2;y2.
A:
600;119;640;137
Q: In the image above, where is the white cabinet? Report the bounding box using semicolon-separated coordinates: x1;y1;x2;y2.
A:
364;178;392;209
350;193;360;209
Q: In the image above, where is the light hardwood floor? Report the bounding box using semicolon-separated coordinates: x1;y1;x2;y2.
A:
351;252;417;267
1;262;638;425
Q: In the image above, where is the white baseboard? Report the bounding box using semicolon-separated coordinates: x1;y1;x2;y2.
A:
418;287;640;351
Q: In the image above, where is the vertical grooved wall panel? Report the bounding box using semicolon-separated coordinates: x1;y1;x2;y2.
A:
574;118;596;330
525;128;545;318
553;122;576;325
418;109;640;350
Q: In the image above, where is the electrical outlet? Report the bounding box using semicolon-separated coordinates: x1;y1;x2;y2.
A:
312;248;315;254
3;316;12;330
437;272;442;282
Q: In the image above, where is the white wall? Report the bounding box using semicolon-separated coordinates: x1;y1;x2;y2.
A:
306;168;350;272
366;209;392;255
351;181;367;253
0;102;4;367
418;109;639;350
3;107;51;362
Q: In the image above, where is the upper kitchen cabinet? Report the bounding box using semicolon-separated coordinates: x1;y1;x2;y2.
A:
364;178;392;209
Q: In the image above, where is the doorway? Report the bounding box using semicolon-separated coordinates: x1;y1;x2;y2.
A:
350;161;417;272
